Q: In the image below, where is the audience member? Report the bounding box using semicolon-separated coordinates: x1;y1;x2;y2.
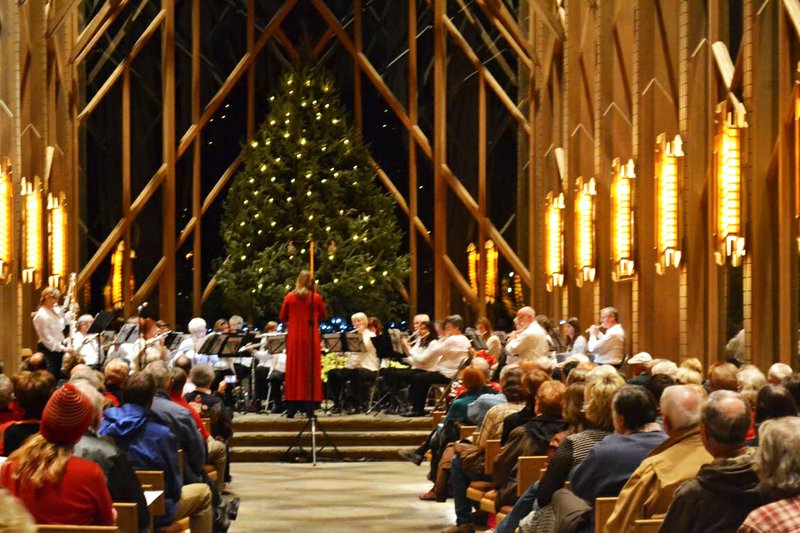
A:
747;384;799;447
72;382;149;532
20;352;47;372
100;372;213;532
708;362;739;392
0;384;114;526
103;358;130;405
605;385;712;532
468;365;521;426
680;357;705;379
174;355;196;395
1;370;55;456
675;368;703;385
625;352;652;385
650;360;678;379
501;369;551;444
660;390;766;533
0;486;35;532
0;374;20;425
768;363;794;385
738;366;768;408
740;417;800;533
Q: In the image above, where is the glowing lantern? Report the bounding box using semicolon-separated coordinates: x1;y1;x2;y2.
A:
655;133;684;273
611;158;636;281
484;240;498;303
20;176;42;285
713;104;746;266
0;159;11;282
575;177;596;286
47;192;67;288
545;191;565;290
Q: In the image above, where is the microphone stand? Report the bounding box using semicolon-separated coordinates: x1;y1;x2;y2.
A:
283;238;342;465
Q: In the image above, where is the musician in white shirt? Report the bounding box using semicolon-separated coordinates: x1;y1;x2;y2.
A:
327;313;380;413
71;314;100;368
129;318;168;372
253;321;287;413
587;306;626;365
32;286;71;376
172;317;209;364
406;315;471;417
504;306;550;364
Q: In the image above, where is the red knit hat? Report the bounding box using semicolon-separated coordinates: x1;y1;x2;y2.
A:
40;383;94;446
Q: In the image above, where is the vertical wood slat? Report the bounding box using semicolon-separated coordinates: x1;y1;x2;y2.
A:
161;0;176;325
433;0;449;317
408;0;418;317
478;75;487;316
354;0;363;135
122;67;132;316
192;0;202;317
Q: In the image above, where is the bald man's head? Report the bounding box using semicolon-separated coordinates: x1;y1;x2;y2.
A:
413;314;430;332
516;307;536;329
661;385;706;436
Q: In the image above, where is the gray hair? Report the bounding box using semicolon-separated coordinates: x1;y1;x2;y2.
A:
144;360;170;390
661;385;705;431
738;367;768;406
71;381;105;421
70;368;103;390
77;314;94;326
191;364;216;389
0;374;13;408
768;363;794;384
471;357;491;379
756;417;800;498
702;390;751;446
600;307;619;322
651;360;679;378
229;315;244;329
445;314;465;331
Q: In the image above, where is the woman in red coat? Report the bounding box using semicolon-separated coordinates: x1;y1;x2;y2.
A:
280;270;327;418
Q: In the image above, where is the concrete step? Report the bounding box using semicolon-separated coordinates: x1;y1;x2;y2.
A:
232;413;432;433
231;445;420;462
232;430;430;447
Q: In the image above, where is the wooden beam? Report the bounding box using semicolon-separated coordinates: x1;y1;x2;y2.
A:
161;0;176;325
71;0;127;63
529;0;565;41
444;18;531;133
408;0;418;316
176;0;298;159
192;0;202;317
313;28;335;58
434;0;449;317
478;75;487;315
784;0;800;40
77;9;165;123
122;68;133;316
474;0;536;60
444;254;481;311
276;28;300;62
711;41;735;89
201;277;217;305
130;258;165;309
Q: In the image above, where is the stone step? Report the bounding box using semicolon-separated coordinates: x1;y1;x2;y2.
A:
232;430;430;447
232;413;432;433
231;445;420;462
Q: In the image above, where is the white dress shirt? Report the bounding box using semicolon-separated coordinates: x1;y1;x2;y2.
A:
344;330;380;372
33;306;67;352
504;322;550;364
72;331;100;366
406;340;439;371
587;323;625;364
433;334;471;379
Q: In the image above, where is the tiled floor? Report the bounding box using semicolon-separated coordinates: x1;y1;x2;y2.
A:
228;461;461;532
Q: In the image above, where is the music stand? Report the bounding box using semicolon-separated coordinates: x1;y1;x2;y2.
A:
115;323;139;344
220;333;254;358
267;334;287;354
322;333;344;353
465;327;488;351
165;332;187;352
89;311;115;367
343;332;366;353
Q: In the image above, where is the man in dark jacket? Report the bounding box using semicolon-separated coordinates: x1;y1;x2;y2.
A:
100;372;213;532
659;390;769;533
72;381;150;533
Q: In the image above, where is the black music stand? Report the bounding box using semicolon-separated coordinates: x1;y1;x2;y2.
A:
88;311;114;367
465;327;488;351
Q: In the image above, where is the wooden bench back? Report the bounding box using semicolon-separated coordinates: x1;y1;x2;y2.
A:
112;502;138;533
36;527;118;532
459;425;477;440
517;456;548;497
634;519;663;533
484;439;502;475
135;470;166;516
594;497;619;531
431;411;446;427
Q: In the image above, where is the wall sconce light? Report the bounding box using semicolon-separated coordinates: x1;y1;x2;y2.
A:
611;158;636;281
47;192;67;288
0;159;11;282
575;177;597;287
655;134;684;273
713;104;747;267
20;176;42;286
484;239;498;303
545;191;565;291
467;242;478;294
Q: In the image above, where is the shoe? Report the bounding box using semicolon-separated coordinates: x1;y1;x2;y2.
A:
398;450;423;465
441;525;475;533
402;411;426;417
227;496;240;520
419;490;438;501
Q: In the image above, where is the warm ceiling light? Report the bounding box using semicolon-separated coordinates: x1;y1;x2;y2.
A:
0;159;11;282
575;177;597;286
714;104;746;266
47;192;67;288
655;133;684;273
611;158;636;281
109;241;125;310
545;191;565;290
467;242;478;294
20;176;42;286
484;240;498;303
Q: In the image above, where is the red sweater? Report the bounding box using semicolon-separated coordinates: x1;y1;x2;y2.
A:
0;456;114;526
170;392;211;440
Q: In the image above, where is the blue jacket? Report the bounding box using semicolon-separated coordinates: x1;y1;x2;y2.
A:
151;390;206;484
99;403;182;526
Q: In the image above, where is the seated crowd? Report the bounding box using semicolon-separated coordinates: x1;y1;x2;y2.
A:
0;348;238;531
396;307;800;533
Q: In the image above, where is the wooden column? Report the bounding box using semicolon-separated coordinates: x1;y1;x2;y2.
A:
478;75;487;316
408;0;418;318
192;0;202;317
161;0;176;325
122;68;133;317
433;0;449;318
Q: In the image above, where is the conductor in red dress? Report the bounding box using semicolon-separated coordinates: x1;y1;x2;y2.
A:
280;270;327;418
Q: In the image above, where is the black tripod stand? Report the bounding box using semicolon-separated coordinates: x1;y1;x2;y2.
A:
282;255;342;465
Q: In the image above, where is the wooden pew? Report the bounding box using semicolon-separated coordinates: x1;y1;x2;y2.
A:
431;410;446;427
594;497;619;532
201;418;212;435
634;518;663;533
466;439;502;505
113;502;138;533
36;524;119;533
496;455;549;523
459;425;477;440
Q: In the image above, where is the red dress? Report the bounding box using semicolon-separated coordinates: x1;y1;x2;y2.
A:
280;290;327;402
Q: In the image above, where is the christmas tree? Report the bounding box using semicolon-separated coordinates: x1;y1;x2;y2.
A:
216;66;409;321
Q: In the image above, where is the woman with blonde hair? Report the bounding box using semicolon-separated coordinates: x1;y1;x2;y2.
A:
280;270;327;418
0;384;114;526
475;317;502;359
32;286;70;376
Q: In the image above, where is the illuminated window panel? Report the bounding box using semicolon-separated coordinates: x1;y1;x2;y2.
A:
545;191;565;291
655;134;684;273
47;193;67;288
0;159;11;281
484;240;498;303
20;176;42;286
714;104;747;267
575;177;597;287
611;158;636;281
467;242;478;294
